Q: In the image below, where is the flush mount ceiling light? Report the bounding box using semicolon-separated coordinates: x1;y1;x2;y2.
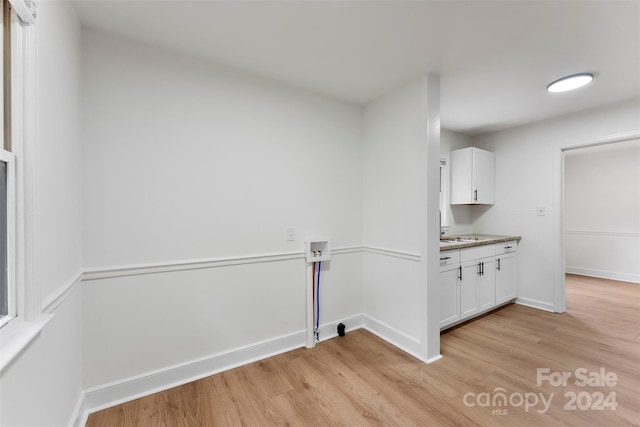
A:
547;73;594;93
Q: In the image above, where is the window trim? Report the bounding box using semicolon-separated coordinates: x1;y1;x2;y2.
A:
0;149;15;329
0;2;45;374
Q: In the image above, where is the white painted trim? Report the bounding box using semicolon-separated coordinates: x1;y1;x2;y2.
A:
426;354;443;364
83;246;366;282
363;315;426;363
515;297;555;313
19;21;40;321
69;391;87;427
565;230;640;238
316;314;365;342
561;130;640;152
0;151;17;328
305;261;315;348
0;313;53;373
42;269;82;313
73;316;364;426
362;246;421;262
565;267;640;284
82;330;306;416
331;246;363;255
82;251;305;281
556;129;640;314
8;0;37;25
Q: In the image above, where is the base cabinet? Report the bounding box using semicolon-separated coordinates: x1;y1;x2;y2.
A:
496;251;517;305
477;257;496;312
440;240;517;330
440;265;461;328
460;261;479;319
439;251;461;329
460;257;495;320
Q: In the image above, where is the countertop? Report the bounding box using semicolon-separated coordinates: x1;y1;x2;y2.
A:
440;234;521;252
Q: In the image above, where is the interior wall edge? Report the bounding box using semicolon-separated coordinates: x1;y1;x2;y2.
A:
315;313;365;343
514;297;555;313
70;391;88;427
41;269;83;314
363;314;424;362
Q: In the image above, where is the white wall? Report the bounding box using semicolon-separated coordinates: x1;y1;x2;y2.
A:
362;75;440;361
36;1;83;301
472;98;640;311
0;1;84;426
440;129;473;235
564;141;640;282
80;30;364;397
0;288;83;426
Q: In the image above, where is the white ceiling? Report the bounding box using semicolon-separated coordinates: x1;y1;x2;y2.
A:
73;0;640;135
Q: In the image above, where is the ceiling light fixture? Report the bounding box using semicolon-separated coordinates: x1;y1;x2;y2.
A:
546;73;594;93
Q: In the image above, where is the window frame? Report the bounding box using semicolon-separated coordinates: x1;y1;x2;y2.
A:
0;148;15;329
0;0;47;374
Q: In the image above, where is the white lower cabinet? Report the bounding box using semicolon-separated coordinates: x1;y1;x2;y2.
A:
495;241;518;305
460;245;495;321
440;240;517;330
459;260;478;319
477;257;496;312
439;251;461;328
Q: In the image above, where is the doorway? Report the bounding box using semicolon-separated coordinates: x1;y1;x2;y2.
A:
559;135;640;310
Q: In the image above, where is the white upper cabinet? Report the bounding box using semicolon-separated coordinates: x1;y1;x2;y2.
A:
450;147;495;205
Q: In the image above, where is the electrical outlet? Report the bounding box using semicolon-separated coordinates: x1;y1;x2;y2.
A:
286;226;295;241
536;206;546;216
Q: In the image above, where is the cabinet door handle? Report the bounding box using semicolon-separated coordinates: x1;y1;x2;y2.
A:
477;262;482;276
497;258;501;271
481;261;485;276
504;246;513;249
458;266;462;280
440;256;451;261
474;189;478;202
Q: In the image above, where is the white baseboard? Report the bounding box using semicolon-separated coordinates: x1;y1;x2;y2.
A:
426;354;443;364
363;315;426;363
515;297;555;312
76;314;431;425
316;314;365;343
565;266;640;284
81;330;306;419
70;392;88;427
78;316;366;424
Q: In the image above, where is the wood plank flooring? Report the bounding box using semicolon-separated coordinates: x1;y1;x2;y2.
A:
86;274;639;426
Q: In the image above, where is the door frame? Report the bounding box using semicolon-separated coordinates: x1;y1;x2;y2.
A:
554;130;640;313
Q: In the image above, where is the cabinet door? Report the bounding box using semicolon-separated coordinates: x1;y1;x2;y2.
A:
450;148;473;204
496;252;517;305
477;258;496;311
440;266;461;328
451;147;494;204
460;261;479;319
472;149;495;204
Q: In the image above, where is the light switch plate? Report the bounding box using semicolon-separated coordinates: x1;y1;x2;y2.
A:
286;226;295;241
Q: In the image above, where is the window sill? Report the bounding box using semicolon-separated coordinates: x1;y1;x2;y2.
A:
0;314;54;373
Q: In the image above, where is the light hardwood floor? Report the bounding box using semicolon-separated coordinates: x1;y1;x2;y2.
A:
87;275;639;426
